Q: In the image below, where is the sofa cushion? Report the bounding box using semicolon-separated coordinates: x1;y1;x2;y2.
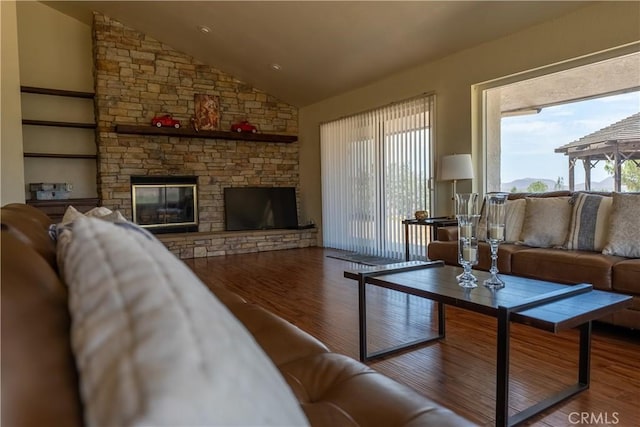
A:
1;232;83;427
299;401;359;427
428;241;458;265
477;242;524;273
507;191;572;200
437;225;458;241
279;353;476;427
63;217;308;427
2;203;53;229
612;259;640;294
511;248;625;290
228;303;329;366
602;193;640;258
427;241;523;273
520;197;572;248
493;243;530;274
599;296;640;330
565;193;612;251
1;208;57;269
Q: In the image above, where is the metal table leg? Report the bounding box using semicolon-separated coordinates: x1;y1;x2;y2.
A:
358;274;368;362
495;307;593;427
496;308;511;427
359;287;445;362
404;222;410;261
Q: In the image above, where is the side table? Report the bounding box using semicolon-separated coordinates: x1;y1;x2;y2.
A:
402;217;458;261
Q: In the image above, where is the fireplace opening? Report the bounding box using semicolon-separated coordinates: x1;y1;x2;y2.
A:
224;187;298;231
131;176;198;234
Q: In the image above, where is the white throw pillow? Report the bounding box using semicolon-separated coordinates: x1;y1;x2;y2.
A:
602;193;640;257
60;205;116;225
55;206;129;278
520;197;572;248
504;199;526;243
477;198;525;243
63;217;308;427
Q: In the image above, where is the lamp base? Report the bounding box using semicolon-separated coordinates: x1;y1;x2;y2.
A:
451;179;457;217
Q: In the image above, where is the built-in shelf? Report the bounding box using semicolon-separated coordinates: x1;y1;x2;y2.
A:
24;152;97;159
20;86;94;99
115;124;298;143
22;119;96;129
19;85;101;212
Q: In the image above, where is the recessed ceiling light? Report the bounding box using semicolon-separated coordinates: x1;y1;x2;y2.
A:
198;25;211;34
270;63;282;71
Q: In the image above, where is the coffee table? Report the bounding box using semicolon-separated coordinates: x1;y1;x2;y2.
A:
344;261;632;427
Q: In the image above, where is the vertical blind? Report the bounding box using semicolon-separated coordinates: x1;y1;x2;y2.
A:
321;94;435;259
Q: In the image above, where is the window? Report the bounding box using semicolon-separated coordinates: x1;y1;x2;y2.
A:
479;47;639;194
321;95;434;258
501;94;639;193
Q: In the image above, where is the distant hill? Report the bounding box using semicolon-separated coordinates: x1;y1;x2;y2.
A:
500;178;557;193
574;176;615;191
501;176;615;192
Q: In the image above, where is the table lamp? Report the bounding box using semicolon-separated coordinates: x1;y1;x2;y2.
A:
439;154;474;217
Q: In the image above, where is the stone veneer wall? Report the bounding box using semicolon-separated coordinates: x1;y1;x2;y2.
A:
159;229;318;259
93;13;300;233
92;13;316;257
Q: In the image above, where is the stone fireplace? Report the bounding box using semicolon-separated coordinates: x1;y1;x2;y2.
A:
131;176;198;234
91;13;316;258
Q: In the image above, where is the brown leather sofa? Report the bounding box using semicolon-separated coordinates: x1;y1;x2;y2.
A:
1;203;476;427
428;192;640;330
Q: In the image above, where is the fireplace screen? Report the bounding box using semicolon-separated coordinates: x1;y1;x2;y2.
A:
131;180;198;232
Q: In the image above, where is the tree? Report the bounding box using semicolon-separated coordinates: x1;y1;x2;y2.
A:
554;176;564;190
527;181;549;193
605;160;640;191
353;166;375;219
384;162;425;217
510;186;518;193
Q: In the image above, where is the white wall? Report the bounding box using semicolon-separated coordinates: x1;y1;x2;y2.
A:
1;1;25;205
299;1;640;245
11;1;95;200
17;1;93;91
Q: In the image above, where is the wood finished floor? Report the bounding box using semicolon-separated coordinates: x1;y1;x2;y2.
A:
184;247;640;427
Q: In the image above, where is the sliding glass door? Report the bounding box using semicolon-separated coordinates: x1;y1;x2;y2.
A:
321;94;435;259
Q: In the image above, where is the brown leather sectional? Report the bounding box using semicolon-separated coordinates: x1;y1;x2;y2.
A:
428;192;640;330
1;203;476;427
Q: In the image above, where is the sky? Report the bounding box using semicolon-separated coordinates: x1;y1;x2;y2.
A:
500;91;640;185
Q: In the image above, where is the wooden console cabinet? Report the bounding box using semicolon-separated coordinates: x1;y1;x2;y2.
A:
26;198;100;222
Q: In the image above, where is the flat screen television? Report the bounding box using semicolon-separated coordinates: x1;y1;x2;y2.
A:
224;187;298;231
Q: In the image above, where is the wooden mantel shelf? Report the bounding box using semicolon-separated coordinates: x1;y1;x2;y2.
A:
115;124;297;143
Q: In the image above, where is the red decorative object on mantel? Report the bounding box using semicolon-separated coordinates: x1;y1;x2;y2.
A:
151;114;181;128
231;120;258;133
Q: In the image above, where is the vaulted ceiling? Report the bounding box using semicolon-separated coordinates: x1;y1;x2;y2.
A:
44;1;590;107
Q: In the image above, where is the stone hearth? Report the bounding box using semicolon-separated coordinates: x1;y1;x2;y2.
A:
159;229;318;259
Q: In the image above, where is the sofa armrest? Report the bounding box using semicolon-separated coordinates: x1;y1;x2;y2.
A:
437;226;458;241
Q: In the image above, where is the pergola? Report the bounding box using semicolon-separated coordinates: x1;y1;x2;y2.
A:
555;112;640;191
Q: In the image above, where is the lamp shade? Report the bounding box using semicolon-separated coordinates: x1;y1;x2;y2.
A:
439;154;474;181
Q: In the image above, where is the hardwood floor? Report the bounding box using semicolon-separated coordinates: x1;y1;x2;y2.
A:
185;247;640;427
